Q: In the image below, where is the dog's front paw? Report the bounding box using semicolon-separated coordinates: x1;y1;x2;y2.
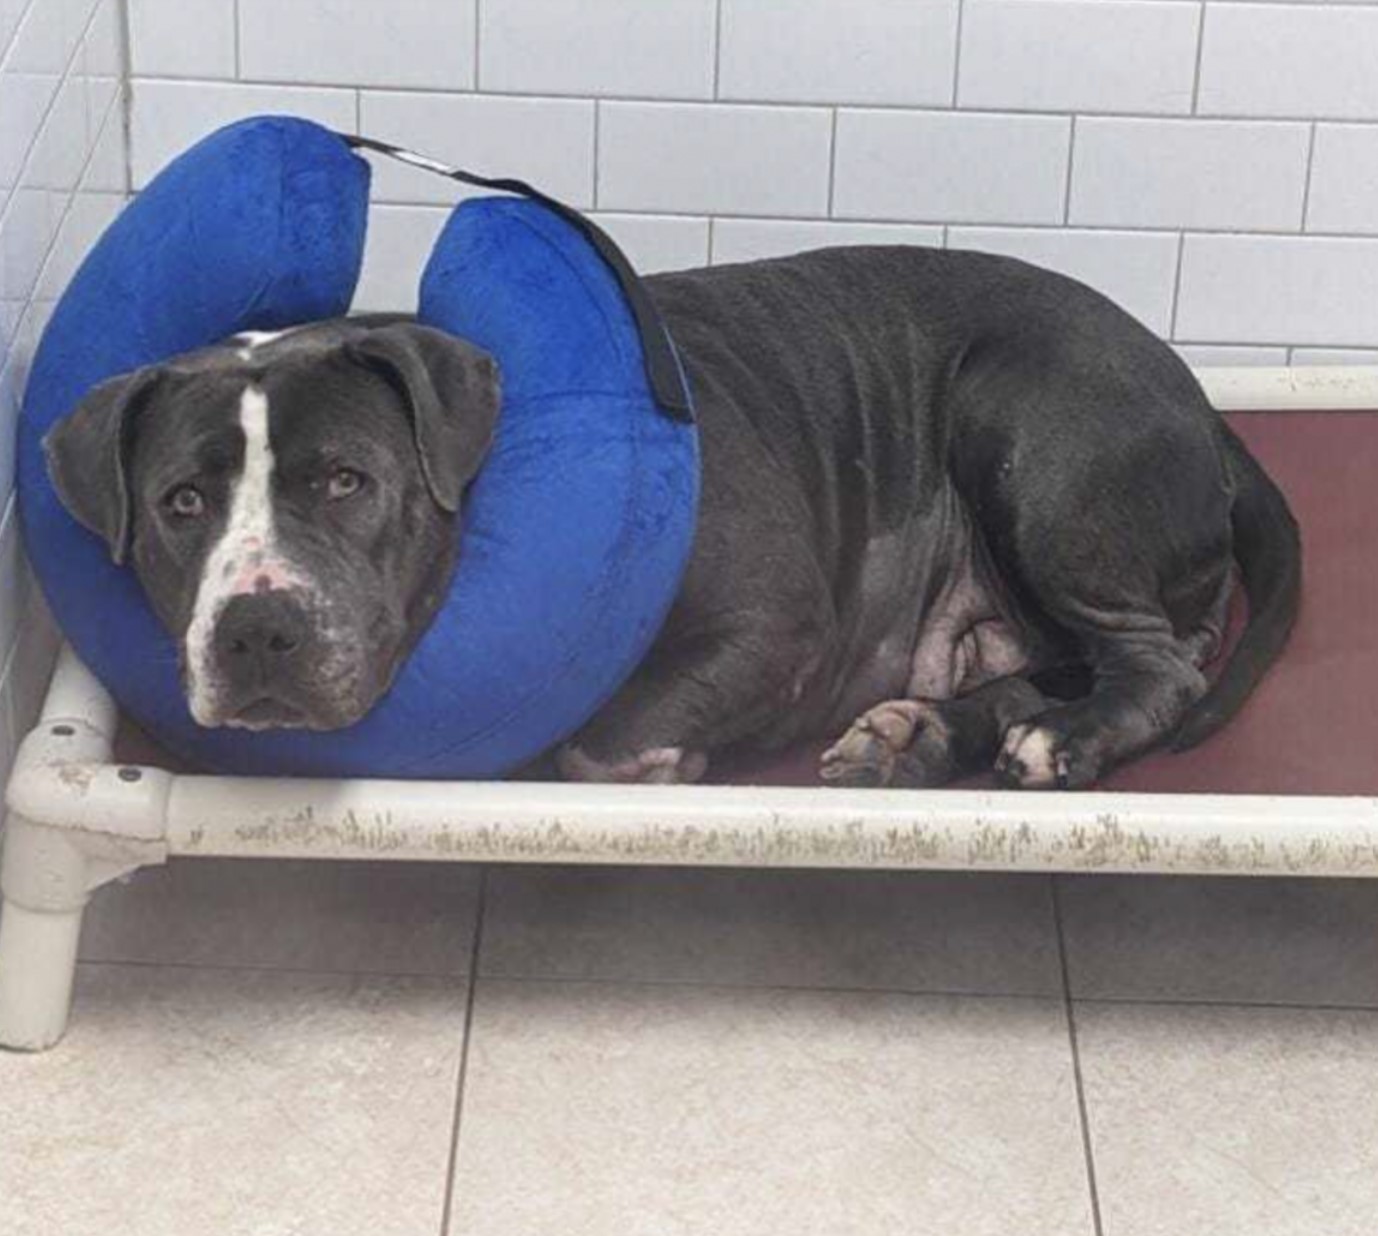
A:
993;722;1098;790
820;699;946;788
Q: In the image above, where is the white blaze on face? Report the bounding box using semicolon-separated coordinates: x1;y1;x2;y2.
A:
184;384;305;724
234;329;290;361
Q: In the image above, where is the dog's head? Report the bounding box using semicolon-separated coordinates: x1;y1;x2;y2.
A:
43;318;499;731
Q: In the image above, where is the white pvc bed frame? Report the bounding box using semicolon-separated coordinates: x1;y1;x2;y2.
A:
2;365;1377;1052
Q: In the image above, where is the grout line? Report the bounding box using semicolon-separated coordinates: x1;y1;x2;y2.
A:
233;0;241;78
472;0;481;91
1169;230;1187;338
440;868;489;1236
1052;877;1106;1236
826;107;839;217
115;0;134;198
711;0;723;100
459;969;1064;1003
53;956;1378;1015
592;100;601;209
1300;120;1318;232
1190;1;1206;115
1062;115;1077;224
351;197;1378;242
951;0;965;107
1072;993;1378;1015
128;71;1378;127
77;954;473;981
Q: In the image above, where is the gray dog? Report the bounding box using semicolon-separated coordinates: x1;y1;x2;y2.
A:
43;246;1300;789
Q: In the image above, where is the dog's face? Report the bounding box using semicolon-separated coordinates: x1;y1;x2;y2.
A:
43;319;500;731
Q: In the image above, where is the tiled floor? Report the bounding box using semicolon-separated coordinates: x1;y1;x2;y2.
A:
3;862;1377;1235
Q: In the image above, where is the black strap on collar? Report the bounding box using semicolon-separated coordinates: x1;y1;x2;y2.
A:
340;132;692;423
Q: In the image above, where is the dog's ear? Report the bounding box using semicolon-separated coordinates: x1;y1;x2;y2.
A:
42;367;164;564
345;323;500;513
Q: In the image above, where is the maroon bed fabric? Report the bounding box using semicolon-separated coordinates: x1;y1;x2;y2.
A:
719;412;1378;796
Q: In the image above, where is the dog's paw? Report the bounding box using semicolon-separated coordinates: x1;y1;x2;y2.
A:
820;699;940;787
556;743;708;785
994;722;1096;790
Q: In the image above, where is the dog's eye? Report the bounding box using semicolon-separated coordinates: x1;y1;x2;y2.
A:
327;468;365;500
164;484;205;518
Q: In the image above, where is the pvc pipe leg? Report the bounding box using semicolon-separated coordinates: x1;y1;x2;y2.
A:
0;900;84;1051
0;815;90;1052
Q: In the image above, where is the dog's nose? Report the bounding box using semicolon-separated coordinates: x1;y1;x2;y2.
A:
215;592;309;672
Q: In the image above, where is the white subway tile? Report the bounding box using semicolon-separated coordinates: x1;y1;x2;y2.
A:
1;0;29;56
719;0;958;107
948;227;1180;335
1307;124;1378;235
1291;347;1378;365
1199;5;1378;120
128;0;234;78
598;102;832;218
35;189;122;300
480;0;716;100
711;218;943;265
0;187;62;304
0;69;60;196
959;0;1198;115
589;213;710;273
1177;234;1378;346
23;74;87;192
1071;118;1310;231
834;110;1069;225
6;0;76;76
1175;344;1290;368
81;0;121;139
240;0;474;90
130;80;357;189
80;93;126;192
359;92;594;207
353;204;448;313
4;583;59;737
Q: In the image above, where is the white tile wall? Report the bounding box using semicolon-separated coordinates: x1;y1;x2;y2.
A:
1199;4;1378;121
958;0;1200;116
0;0;129;764
239;0;475;91
718;0;959;107
479;0;716;100
128;0;235;78
1306;124;1378;235
1177;235;1378;347
1070;119;1311;232
118;0;1378;362
598;102;832;217
834;110;1070;225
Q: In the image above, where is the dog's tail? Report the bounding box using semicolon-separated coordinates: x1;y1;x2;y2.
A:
1171;423;1301;752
